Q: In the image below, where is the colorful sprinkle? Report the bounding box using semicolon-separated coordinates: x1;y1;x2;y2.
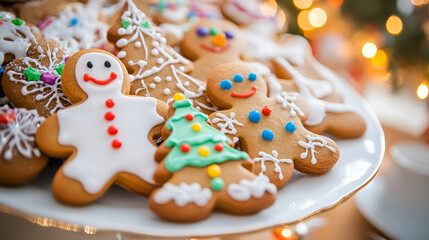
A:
185;113;194;121
0;65;3;78
23;67;41;81
211;177;224;191
262;129;274;141
209;27;220;36
12;18;23;26
233;74;244;83
0;110;15;125
0;20;3;25
108;125;118;135
70;17;79;26
248;110;261;123
207;164;221;178
112;139;122;149
104;111;115;121
198;146;210;157
192;122;202;132
141;20;151;29
224;31;234;39
41;72;57;85
121;21;131;29
262;106;272;116
220;79;232;90
105;99;115;108
55;63;64;75
173;93;185;101
285;121;296;133
214;143;224;152
248;73;257;81
180;143;191;153
64;57;70;62
211;33;226;47
196;27;209;37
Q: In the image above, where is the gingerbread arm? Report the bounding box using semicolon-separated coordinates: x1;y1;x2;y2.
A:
35;113;74;158
148;99;169;146
152;159;173;185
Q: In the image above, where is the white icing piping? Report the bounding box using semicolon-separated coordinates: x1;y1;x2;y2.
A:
212;112;243;144
227;174;277;201
275;91;304;117
298;135;336;164
253;150;292;180
153;182;212;207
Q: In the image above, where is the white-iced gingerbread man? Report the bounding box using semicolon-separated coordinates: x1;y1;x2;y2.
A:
36;49;168;205
206;63;340;189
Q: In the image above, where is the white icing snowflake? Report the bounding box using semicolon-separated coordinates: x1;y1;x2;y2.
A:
0;12;36;65
0;105;45;160
115;1;207;108
211;112;243;143
253;150;292;180
6;44;71;116
275;91;304;117
41;0;108;53
298;135;336;164
227;174;277;201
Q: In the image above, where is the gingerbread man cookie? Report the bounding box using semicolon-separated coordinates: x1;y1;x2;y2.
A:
36;49;167;205
2;39;71;117
0;105;48;186
206;63;340;189
149;93;277;222
107;1;215;113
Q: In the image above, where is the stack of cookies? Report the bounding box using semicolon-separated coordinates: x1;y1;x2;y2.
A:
0;0;366;222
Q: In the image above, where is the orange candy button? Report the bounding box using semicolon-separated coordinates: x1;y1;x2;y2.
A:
211;34;226;47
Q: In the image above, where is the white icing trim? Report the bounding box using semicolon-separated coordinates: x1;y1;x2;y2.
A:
298;135;336;164
253;150;292;180
227;174;277;201
275;91;304;117
211;112;243;135
153;182;212;207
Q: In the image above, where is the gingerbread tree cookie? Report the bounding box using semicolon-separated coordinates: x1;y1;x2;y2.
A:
2;39;71;117
0;105;48;186
149;93;277;222
206;63;340;189
36;49;167;205
107;1;215;113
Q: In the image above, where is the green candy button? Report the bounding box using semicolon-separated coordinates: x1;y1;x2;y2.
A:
121;21;131;29
23;67;41;81
55;63;64;75
141;20;151;29
12;18;23;26
211;177;224;191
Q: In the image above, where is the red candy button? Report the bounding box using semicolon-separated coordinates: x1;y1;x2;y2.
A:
214;143;223;152
185;113;194;121
112;139;122;149
262;106;272;116
0;115;8;125
105;99;115;108
104;111;115;121
108;125;118;135
180;143;191;153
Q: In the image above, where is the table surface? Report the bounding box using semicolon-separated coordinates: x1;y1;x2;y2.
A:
0;124;423;240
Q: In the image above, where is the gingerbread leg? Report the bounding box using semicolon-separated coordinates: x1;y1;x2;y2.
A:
116;173;158;196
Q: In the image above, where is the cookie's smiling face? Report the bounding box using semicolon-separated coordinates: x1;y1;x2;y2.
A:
75;52;123;95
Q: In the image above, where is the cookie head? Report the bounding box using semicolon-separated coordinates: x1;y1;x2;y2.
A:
62;49;130;103
206;63;267;108
182;19;244;59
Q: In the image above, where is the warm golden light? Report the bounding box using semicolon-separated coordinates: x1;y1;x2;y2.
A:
386;15;403;35
410;0;428;6
362;42;377;58
282;227;293;238
293;0;313;9
417;83;429;100
371;49;387;66
309;8;327;28
297;10;314;31
328;0;344;7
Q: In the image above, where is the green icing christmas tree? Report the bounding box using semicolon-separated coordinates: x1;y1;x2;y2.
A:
164;93;248;172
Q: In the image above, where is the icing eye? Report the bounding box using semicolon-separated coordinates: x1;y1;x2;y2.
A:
87;61;93;68
104;61;111;68
196;27;210;37
220;80;232;90
248;73;257;81
224;31;234;39
233;74;243;82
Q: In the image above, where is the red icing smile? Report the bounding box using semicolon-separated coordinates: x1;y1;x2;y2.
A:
200;43;230;53
231;86;257;98
83;72;117;85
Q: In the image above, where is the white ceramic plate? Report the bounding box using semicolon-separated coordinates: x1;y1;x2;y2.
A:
0;76;385;238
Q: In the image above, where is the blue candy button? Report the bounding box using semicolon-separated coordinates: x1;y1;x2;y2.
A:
248;110;261;123
248;73;257;81
233;74;243;82
262;129;274;141
220;79;232;90
70;17;79;26
285;121;296;133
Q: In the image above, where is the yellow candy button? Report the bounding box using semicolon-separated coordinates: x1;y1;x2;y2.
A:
211;34;226;47
198;146;210;157
192;122;202;132
173;93;185;101
207;164;221;178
